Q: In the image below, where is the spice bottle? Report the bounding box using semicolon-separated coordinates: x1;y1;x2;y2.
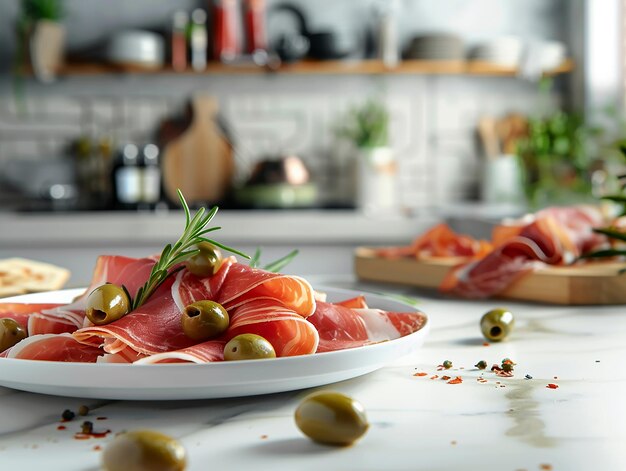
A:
171;11;188;71
244;0;267;54
190;8;208;71
213;0;240;61
375;1;399;68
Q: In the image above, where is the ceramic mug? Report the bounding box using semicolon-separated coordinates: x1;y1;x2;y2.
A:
481;155;525;204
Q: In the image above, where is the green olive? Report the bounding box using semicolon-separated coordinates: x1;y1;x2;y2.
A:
181;300;229;340
101;429;187;471
295;391;369;446
0;318;27;352
185;242;223;277
85;284;131;326
480;308;515;342
223;334;276;361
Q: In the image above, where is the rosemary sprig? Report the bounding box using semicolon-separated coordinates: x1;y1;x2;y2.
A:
248;247;299;273
131;190;249;310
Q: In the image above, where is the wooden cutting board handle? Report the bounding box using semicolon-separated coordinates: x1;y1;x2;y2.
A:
162;95;234;206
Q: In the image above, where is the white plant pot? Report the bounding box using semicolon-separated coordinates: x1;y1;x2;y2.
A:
356;146;397;214
30;20;66;83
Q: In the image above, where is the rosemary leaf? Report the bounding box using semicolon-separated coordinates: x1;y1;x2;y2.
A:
593;227;626;242
263;250;299;273
580;249;626;259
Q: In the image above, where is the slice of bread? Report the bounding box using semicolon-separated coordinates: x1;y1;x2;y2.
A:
0;258;70;298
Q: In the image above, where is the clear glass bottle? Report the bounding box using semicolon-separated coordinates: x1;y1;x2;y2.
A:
113;144;141;209
190;8;208;71
141;143;161;209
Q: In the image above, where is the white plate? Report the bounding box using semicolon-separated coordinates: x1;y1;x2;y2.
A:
0;287;429;400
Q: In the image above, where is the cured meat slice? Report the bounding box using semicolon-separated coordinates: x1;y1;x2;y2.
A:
27;255;156;335
225;297;318;356
308;301;427;353
2;333;103;362
176;259;315;317
74;261;319;359
375;223;492;260
0;303;62;333
134;341;225;364
441;206;607;298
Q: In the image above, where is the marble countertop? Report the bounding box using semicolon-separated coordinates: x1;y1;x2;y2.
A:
1;277;624;471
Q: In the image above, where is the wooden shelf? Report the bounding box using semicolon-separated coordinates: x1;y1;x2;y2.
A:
56;58;574;77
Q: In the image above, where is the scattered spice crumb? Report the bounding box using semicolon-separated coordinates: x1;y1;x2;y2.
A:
553;376;558;380
460;367;465;370
447;376;463;384
31;444;38;449
525;374;533;380
78;405;89;416
477;377;488;383
57;425;66;431
96;417;107;421
430;375;439;380
483;342;490;346
539;464;553;470
450;440;457;445
441;375;451;381
499;384;506;388
595;360;600;363
93;445;102;452
413;372;428;377
546;383;559;389
475;360;487;370
81;421;94;434
61;409;75;422
260;435;268;440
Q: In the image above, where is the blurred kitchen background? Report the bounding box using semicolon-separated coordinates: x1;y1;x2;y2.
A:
1;0;625;283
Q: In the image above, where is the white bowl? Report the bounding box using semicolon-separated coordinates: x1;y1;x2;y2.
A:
106;30;165;68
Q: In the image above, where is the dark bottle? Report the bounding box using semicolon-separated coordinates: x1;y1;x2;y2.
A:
112;144;142;210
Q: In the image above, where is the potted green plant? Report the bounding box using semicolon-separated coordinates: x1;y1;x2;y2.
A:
336;98;397;213
15;0;65;83
515;110;595;208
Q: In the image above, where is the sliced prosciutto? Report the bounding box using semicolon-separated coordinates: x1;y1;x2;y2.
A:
308;300;427;353
0;303;63;333
134;340;225;364
440;206;608;298
374;223;492;260
26;255;156;335
73;258;319;361
1;333;103;362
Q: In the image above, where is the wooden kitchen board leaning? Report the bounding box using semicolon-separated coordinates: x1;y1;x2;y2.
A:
355;247;626;305
161;95;234;206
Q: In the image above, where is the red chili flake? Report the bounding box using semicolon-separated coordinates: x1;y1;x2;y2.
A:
546;383;559;389
93;445;102;451
430;375;439;380
483;342;490;347
413;372;428;377
260;435;268;440
441;375;451;381
477;378;488;383
494;369;514;378
57;425;66;431
447;376;463;384
540;464;553;470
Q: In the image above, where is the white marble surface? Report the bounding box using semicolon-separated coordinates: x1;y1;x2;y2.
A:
1;278;625;470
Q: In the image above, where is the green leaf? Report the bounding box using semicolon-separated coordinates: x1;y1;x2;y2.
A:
249;247;262;269
593;227;626;242
580;249;626;259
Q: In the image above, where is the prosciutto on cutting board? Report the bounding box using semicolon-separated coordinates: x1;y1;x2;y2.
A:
375;223;492;260
440;206;607;298
308;299;427;353
73;258;319;361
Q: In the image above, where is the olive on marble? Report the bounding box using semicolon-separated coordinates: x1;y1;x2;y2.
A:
0;318;27;352
181;300;229;340
101;429;187;471
295;391;369;446
85;284;131;325
223;334;276;361
480;308;515;342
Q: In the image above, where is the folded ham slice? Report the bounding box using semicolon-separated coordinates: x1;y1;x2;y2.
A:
441;206;607;298
2;333;103;362
0;303;63;333
308;300;427;353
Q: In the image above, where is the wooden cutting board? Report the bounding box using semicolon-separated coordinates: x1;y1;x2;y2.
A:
162;95;234;206
355;247;626;305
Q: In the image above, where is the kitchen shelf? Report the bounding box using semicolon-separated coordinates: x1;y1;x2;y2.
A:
56;58;574;77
